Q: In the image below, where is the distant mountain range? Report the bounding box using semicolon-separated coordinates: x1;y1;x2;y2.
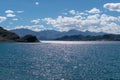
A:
55;34;120;41
10;29;106;40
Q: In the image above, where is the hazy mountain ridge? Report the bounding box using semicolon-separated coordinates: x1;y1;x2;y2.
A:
55;34;120;41
10;29;106;40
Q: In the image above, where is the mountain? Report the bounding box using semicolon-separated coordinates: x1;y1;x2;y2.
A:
0;27;20;42
62;30;105;36
10;29;62;40
10;29;106;40
55;34;120;41
0;27;39;42
37;30;62;40
10;29;36;37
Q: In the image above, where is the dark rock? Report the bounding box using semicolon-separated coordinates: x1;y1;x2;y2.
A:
0;27;20;42
19;35;39;42
0;27;39;42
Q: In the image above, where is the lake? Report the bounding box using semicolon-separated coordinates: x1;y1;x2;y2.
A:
0;41;120;80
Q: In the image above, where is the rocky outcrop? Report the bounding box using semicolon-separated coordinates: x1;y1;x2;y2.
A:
0;27;20;42
0;27;39;42
18;35;39;42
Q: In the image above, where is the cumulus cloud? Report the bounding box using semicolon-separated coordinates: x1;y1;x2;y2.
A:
14;25;45;31
0;16;7;23
69;10;86;16
104;3;120;12
5;10;14;14
69;10;76;15
5;9;16;18
6;13;16;17
5;10;24;14
87;8;101;14
68;10;90;18
43;9;120;34
31;19;40;24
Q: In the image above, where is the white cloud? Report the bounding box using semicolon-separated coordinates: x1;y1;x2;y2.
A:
0;16;7;23
100;14;118;22
14;25;45;31
31;19;40;24
16;11;24;13
5;10;14;14
35;2;39;5
6;13;16;17
69;10;76;15
43;9;120;34
69;10;86;16
44;15;86;31
104;3;120;12
87;8;101;14
5;9;16;18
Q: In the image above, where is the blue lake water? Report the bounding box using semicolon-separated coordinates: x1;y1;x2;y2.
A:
0;41;120;80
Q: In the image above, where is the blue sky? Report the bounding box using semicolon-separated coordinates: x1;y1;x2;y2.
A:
0;0;120;34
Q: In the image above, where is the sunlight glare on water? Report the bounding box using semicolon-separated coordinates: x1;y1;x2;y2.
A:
0;41;120;80
41;41;120;44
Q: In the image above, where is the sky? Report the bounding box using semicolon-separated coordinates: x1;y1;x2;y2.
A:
0;0;120;34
